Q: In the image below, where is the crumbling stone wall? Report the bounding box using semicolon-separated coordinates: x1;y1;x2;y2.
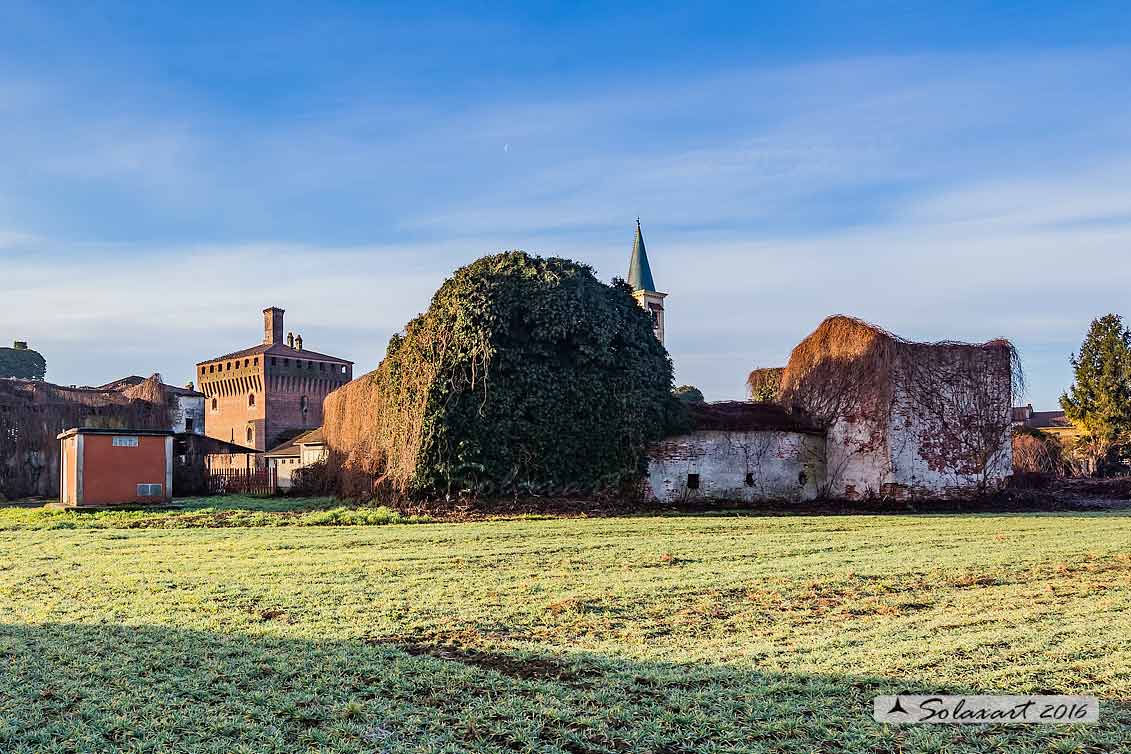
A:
645;429;826;503
781;316;1017;500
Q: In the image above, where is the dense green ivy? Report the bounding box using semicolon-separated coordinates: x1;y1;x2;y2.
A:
673;385;705;403
389;252;679;495
0;346;46;380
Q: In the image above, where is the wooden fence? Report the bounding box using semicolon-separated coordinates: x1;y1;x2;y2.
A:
205;467;278;497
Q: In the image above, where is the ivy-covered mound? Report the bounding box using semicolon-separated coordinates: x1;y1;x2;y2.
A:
0;344;46;380
322;252;677;498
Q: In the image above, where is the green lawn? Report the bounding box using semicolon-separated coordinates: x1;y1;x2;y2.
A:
0;496;428;530
1;500;1129;753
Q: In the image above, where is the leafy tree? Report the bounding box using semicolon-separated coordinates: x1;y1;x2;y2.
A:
672;385;705;403
746;367;783;402
1060;314;1131;471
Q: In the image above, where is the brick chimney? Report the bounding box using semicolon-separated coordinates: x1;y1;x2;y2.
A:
294;334;303;351
286;332;295;349
263;307;285;345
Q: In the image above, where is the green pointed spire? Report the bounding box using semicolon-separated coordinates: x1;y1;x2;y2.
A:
627;218;656;292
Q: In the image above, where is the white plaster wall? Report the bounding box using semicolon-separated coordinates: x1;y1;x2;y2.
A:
172;395;205;435
887;382;1012;498
300;443;327;467
271;457;298;490
645;430;825;503
822;417;891;500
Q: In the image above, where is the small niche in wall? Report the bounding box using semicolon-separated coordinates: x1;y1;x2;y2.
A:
745;472;755;487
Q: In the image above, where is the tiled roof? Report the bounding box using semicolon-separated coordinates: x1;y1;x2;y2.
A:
197;342;352;367
264;437;302;458
1028;410;1071;429
294;427;324;445
627;219;657;293
95;375;205;397
682;401;824;435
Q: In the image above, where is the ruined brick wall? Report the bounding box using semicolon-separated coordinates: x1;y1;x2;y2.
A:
645;430;826;503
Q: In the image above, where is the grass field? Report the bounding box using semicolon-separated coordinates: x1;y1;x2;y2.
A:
1;499;1129;753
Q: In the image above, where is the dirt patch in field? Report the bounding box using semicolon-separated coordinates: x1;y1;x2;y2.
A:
369;635;598;683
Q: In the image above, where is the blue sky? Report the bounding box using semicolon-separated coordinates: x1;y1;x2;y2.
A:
1;2;1129;407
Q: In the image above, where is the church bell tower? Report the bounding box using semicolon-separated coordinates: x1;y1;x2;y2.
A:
627;219;667;344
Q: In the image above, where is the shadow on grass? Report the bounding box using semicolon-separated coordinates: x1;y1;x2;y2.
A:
0;623;1123;754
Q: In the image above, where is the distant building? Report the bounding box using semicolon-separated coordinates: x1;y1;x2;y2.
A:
1012;404;1078;440
662;316;1018;503
195;308;353;453
627;220;667;345
265;427;327;490
97;376;205;435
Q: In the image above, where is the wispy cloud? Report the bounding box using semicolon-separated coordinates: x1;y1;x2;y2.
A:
0;49;1128;407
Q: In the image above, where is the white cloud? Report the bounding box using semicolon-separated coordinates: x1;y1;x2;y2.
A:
1;49;1128;407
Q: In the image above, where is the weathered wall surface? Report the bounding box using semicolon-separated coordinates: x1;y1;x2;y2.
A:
822;417;890;500
171;394;204;435
645;430;825;503
885;373;1012;499
821;351;1014;500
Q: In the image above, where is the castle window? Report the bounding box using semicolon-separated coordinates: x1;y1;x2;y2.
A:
209;365;214;373
248;393;256;407
211;397;218;411
254;358;259;366
341;366;347;375
244;359;249;367
300;395;308;413
284;358;290;367
686;473;700;490
319;362;325;372
246;426;254;444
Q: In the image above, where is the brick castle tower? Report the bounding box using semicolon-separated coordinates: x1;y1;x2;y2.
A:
195;307;353;451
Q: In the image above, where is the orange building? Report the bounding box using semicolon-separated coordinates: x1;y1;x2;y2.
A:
58;428;174;507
